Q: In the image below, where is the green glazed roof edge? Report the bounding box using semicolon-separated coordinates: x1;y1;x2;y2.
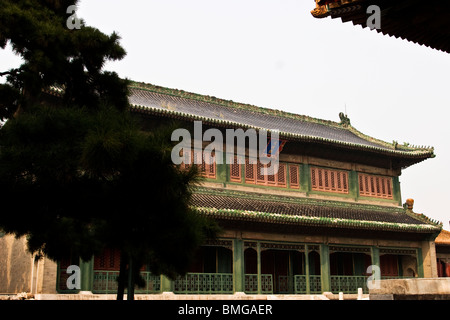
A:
194;206;441;232
129;81;342;129
191;187;442;232
129;82;435;158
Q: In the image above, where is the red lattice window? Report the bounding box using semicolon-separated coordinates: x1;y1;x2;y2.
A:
59;257;74;270
358;173;393;199
256;161;265;184
242;158;286;188
230;156;241;182
277;163;286;187
245;158;255;183
289;164;299;189
182;149;216;179
310;167;348;194
94;248;121;271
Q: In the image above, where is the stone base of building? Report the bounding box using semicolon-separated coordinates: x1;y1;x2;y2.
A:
369;278;450;300
34;292;333;300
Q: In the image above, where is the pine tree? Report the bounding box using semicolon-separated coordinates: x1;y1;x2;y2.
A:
0;0;219;300
0;0;128;117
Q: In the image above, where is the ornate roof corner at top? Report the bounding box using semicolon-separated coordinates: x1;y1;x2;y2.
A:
402;198;443;229
311;0;330;18
311;0;366;18
338;112;351;127
311;6;329;18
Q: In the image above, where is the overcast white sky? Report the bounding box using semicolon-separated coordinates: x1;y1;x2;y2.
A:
1;0;449;229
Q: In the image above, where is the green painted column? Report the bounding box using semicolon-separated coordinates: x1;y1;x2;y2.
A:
305;245;310;294
241;157;246;184
216;152;228;183
370;246;381;286
288;251;294;294
233;239;245;292
300;163;311;193
320;244;330;292
257;242;262;294
79;256;94;292
392;176;402;206
160;275;173;292
416;248;424;278
349;170;359;200
371;246;380;269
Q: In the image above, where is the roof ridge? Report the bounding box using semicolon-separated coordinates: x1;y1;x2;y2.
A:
405;209;443;227
42;81;435;154
346;124;435;153
129;81;435;154
129;81;344;129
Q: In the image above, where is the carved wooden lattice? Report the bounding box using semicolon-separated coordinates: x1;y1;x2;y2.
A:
358;173;393;199
310;167;348;194
245;158;255;183
289;165;299;189
250;160;287;188
182;149;216;179
230;156;241;182
94;248;121;271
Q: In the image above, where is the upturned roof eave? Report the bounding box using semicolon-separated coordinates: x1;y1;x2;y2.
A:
129;102;434;160
310;0;450;54
194;206;441;233
190;187;442;234
43;82;436;161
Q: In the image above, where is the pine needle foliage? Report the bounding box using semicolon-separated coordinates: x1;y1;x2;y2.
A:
0;0;219;299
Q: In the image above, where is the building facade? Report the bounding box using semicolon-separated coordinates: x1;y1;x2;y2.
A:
0;82;443;296
436;230;450;277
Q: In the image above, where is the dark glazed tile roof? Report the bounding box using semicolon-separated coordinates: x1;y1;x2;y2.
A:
311;0;450;54
190;188;441;233
130;88;381;148
128;82;435;161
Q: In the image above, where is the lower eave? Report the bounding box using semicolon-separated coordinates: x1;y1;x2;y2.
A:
190;188;441;235
195;206;439;234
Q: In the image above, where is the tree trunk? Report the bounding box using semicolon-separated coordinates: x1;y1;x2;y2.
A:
116;251;127;300
127;255;135;300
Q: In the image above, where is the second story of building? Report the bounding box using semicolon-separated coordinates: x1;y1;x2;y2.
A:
128;81;435;209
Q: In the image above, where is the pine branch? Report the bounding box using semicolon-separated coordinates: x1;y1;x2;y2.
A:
0;68;22;77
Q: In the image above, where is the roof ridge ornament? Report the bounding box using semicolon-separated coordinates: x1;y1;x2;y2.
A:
339;112;351;127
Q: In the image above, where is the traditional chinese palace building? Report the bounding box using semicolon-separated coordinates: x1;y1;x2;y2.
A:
61;82;442;295
0;82;444;296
